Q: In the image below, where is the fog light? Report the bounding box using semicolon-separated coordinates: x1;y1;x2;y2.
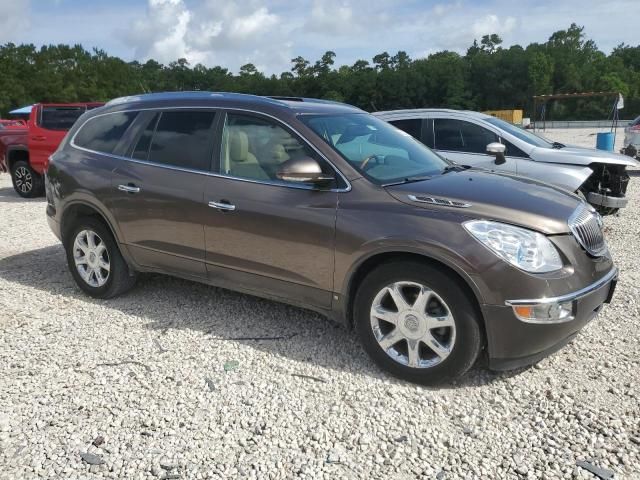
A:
511;301;574;323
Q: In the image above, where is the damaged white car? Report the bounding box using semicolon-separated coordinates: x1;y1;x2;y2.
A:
374;109;639;214
623;115;640;159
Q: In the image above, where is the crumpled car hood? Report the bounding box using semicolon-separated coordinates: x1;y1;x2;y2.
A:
531;145;640;167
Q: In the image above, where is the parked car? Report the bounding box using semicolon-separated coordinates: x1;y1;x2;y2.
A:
46;92;617;384
0;102;103;197
374;109;639;215
623;115;640;158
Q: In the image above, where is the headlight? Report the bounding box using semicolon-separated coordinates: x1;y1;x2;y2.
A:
463;220;563;273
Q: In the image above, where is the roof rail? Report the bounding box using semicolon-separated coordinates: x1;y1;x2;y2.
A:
268;96;305;102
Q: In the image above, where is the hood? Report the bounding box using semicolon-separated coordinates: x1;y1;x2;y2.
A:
385;170;581;234
531;145;640;167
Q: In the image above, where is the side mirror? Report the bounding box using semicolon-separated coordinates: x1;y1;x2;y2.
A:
487;142;506;165
276;157;335;186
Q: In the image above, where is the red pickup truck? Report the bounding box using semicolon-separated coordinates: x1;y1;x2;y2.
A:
0;103;103;197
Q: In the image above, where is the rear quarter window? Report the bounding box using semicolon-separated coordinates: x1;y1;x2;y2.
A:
74;112;138;154
40;107;86;131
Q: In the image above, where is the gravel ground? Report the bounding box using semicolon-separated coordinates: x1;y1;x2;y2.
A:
0;130;639;479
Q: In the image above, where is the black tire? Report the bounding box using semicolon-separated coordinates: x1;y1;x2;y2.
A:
10;160;44;198
354;261;482;385
64;217;137;299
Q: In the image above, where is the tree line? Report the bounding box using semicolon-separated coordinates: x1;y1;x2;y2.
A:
1;23;639;120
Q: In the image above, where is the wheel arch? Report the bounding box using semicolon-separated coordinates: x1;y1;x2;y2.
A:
7;146;29;171
60;201;138;274
343;250;486;336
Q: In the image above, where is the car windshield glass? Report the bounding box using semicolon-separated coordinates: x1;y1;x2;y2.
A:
484;117;552;148
300;113;448;184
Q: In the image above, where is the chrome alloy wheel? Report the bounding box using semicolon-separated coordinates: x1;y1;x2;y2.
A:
73;230;110;288
370;281;456;368
14;166;33;193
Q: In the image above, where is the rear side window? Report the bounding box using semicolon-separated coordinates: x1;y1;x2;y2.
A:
40;107;86;130
74;112;138;154
131;113;159;161
146;111;216;171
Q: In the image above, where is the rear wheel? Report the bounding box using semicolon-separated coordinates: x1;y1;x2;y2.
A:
10;160;44;198
64;218;137;298
354;261;482;385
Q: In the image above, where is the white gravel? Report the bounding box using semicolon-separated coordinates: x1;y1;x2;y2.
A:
0;129;639;479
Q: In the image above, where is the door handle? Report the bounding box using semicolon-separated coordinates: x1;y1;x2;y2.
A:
208;200;236;212
118;184;141;194
32;135;46;141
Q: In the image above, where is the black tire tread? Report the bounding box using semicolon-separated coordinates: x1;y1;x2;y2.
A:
11;160;44;198
354;260;482;385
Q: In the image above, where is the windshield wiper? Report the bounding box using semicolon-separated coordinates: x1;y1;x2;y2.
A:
442;164;470;174
552;141;565;149
383;176;433;187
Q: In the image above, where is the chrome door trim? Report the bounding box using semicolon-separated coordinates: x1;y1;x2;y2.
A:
208;201;236;211
117;184;141;193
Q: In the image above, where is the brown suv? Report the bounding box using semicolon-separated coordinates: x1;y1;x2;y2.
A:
45;92;617;384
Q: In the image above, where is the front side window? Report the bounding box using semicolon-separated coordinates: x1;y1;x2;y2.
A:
74;111;138;154
484;116;551;148
434;119;498;154
389;119;423;142
220;113;329;182
301;113;448;185
146;110;216;170
502;139;529;158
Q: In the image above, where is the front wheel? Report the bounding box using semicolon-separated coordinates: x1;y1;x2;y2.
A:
64;218;137;299
11;160;44;198
354;261;482;385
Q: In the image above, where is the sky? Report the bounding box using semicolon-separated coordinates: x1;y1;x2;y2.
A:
1;0;638;74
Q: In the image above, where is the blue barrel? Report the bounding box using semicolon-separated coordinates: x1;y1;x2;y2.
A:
596;132;614;151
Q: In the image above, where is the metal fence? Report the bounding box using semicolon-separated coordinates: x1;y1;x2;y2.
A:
532;120;633;129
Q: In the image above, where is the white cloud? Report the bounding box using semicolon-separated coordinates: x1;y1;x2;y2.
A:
125;0;286;69
472;14;518;39
0;1;30;43
4;0;638;75
126;0;193;63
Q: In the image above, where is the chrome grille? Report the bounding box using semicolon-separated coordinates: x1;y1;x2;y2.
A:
568;204;607;257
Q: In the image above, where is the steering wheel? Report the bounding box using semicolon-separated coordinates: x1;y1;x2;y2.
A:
360;154;384;171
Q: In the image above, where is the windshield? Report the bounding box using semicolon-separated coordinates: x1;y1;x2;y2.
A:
301;113;448;184
484;117;552;148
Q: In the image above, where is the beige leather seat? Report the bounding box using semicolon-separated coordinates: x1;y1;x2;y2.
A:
226;129;269;180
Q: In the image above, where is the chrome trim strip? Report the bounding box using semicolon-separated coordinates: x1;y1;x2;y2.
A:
408;194;472;208
69;106;352;193
117;184;140;193
505;267;617;306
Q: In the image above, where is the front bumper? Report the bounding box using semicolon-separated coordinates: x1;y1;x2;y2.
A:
587;192;628;209
484;268;617;370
